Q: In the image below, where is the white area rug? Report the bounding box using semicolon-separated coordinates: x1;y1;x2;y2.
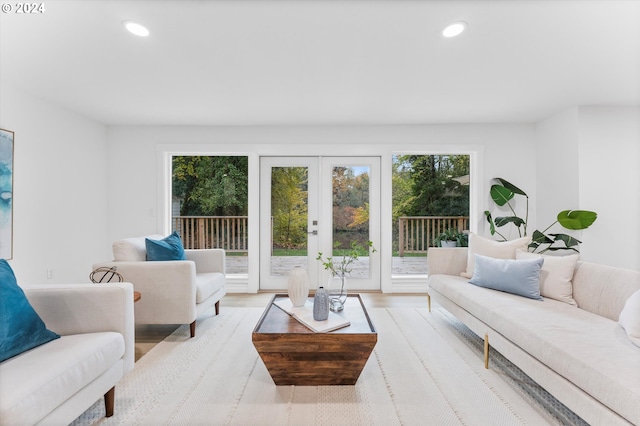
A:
72;306;571;425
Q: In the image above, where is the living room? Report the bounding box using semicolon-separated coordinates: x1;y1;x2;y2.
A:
1;1;639;425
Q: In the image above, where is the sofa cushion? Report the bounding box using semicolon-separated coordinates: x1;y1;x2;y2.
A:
145;232;186;261
0;260;60;363
0;332;124;425
461;233;531;278
195;272;225;303
516;250;578;305
113;234;163;261
469;254;544;300
619;289;640;347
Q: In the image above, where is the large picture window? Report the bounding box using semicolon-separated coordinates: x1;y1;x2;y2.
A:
392;154;470;275
172;155;249;274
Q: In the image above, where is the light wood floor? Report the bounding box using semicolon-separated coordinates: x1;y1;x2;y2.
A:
134;292;428;361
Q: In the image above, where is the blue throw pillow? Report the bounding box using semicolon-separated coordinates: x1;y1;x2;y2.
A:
469;254;544;300
0;259;60;362
145;231;186;261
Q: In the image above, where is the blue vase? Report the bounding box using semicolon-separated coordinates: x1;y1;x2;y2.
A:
313;286;329;321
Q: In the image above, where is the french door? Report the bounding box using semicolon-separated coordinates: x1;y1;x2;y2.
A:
259;156;380;291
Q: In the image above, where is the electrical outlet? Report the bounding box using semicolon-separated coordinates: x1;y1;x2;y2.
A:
46;269;54;279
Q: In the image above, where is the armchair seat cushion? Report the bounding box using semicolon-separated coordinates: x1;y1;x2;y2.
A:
196;272;225;303
0;332;124;424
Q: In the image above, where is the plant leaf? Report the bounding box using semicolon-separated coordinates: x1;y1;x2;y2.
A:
495;178;528;197
494;216;525;228
484;211;496;235
557;210;598;230
531;230;553;244
550;233;582;247
543;246;579;253
489;185;514;206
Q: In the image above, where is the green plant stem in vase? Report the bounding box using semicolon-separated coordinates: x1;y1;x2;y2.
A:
327;273;347;312
316;240;376;312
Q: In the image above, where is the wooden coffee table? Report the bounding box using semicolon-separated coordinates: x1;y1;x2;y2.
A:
252;293;377;386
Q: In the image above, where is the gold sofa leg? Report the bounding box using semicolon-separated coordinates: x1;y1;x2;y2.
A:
427;293;431;312
484;333;489;369
190;320;196;338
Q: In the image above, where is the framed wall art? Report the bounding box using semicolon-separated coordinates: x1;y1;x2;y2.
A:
0;128;14;259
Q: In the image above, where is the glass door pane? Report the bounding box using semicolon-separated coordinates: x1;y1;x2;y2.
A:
270;166;309;276
320;157;380;291
331;165;371;278
260;157;319;291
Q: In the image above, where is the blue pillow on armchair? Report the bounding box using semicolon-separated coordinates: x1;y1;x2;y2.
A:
469;254;544;300
145;231;187;261
0;259;60;363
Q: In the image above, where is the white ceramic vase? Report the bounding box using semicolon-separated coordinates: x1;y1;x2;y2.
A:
287;266;310;307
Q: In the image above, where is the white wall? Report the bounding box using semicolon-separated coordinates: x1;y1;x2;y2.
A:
535;108;580;229
578;107;640;270
535;106;640;271
0;86;109;284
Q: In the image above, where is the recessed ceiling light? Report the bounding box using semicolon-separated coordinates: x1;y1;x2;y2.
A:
123;21;149;37
442;21;466;38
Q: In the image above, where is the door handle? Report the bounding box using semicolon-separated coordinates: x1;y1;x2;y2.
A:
308;230;318;235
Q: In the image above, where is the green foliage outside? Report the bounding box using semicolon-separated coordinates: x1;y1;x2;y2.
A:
392;155;469;218
332;166;371;251
271;167;308;249
173;156;248;216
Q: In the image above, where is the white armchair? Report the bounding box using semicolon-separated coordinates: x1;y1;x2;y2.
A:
93;235;226;338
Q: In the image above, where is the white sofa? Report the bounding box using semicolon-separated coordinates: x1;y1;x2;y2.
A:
0;283;135;426
427;247;640;426
93;235;226;337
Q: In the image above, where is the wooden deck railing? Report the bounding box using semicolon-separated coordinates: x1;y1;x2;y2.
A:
175;215;468;256
174;216;248;252
398;216;469;256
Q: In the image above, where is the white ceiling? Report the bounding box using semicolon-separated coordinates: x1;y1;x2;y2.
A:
1;0;639;126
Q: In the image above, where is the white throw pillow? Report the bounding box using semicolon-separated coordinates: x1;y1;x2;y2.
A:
516;250;578;306
113;235;164;261
460;233;531;279
619;290;640;348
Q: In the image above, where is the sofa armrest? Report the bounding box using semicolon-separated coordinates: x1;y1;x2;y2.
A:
185;249;225;274
427;247;468;276
92;260;198;324
23;283;135;373
93;261;197;297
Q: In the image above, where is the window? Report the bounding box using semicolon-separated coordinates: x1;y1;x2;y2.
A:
392;154;470;275
172;155;249;274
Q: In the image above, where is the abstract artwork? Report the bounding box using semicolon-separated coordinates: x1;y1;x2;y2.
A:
0;129;14;259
